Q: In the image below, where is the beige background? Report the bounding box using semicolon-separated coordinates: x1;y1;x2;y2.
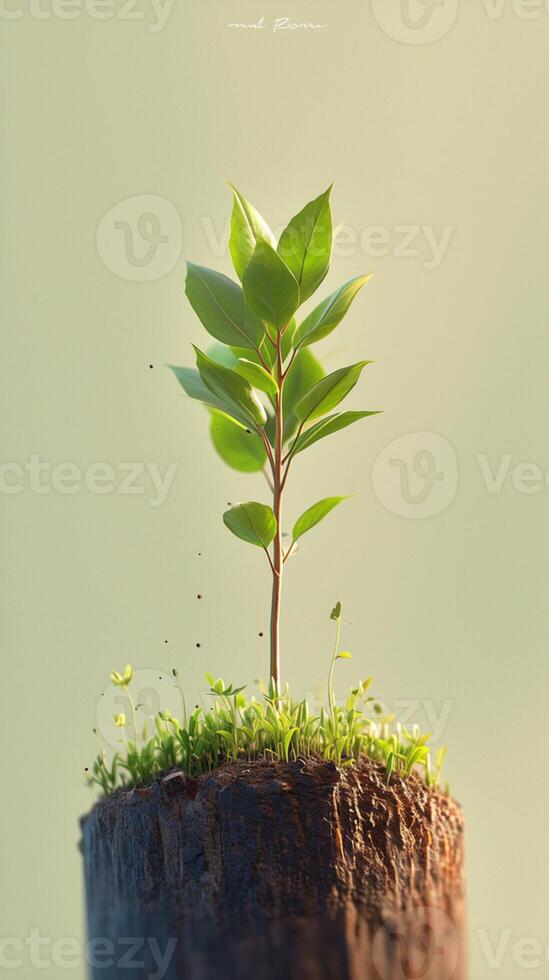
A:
2;1;549;976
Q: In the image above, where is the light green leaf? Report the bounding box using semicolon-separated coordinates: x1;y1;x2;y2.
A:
296;362;371;424
234;359;278;398
243;242;300;331
290;410;381;457
169;364;249;426
206;341;239;369
185;262;264;351
277;187;332;304
229;185;276;280
194;347;267;427
223;501;277;548
209;409;266;472
294;274;373;349
283;727;298;758
292;496;349;543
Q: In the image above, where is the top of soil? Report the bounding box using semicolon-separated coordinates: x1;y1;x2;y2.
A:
82;754;462;831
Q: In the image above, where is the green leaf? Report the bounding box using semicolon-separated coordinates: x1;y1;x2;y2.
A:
283;728;298;758
290;410;381;457
169;364;248;426
292;496;349;543
209;409;267;472
223;502;277;548
282;347;324;442
185;262;264;351
294;274;373;349
277;187;332;304
229;184;276;280
296;362;371;424
206;341;239;369
243;242;300;331
234;359;278;398
194;347;267;427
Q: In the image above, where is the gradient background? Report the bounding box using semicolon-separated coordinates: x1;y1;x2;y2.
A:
2;2;549;976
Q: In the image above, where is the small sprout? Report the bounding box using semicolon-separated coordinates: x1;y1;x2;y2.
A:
110;665;134;687
330;601;342;622
87;669;446;796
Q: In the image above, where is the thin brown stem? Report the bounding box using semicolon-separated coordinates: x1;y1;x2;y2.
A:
281;347;297;381
255;346;270;371
263;546;275;574
269;336;285;687
258;427;275;478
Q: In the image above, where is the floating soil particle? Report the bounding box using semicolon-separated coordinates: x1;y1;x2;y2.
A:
81;757;466;980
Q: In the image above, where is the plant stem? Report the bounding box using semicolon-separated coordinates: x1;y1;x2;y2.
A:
328;617;341;720
270;337;285;687
126;687;138;745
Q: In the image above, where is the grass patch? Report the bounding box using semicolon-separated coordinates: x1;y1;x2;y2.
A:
86;608;448;798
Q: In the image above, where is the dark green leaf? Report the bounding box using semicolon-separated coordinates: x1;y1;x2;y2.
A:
185;262;264;350
229;185;276;280
330;601;342;621
292;496;349;543
278;187;332;304
243;242;300;331
223;501;277;548
209;409;266;472
290;410;381;457
194;347;267;426
294;274;373;349
296;362;371;424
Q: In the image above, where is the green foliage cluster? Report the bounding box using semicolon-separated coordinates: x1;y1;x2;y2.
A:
87;606;447;797
171;184;380;682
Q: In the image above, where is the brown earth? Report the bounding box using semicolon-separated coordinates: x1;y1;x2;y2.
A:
81;756;466;979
